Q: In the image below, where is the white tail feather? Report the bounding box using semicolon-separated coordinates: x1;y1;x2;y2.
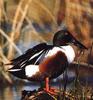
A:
8;69;21;72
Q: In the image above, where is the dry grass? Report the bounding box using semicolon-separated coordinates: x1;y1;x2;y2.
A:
65;0;93;48
0;0;59;84
0;0;93;99
0;0;93;85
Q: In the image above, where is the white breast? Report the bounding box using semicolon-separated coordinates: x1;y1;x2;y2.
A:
45;45;75;63
61;45;75;63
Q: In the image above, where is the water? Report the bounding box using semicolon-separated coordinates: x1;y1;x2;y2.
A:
0;86;22;100
0;83;40;100
0;82;63;100
0;78;93;100
0;84;24;100
0;69;93;100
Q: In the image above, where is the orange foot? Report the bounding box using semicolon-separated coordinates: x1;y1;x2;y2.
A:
44;87;58;95
44;77;58;95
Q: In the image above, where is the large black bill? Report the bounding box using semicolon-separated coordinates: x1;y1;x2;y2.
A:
66;30;88;50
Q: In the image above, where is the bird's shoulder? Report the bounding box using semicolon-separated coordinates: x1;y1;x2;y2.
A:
10;43;53;65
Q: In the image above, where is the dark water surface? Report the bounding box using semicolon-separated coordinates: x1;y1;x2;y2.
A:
0;85;22;100
0;82;63;100
0;76;93;100
0;83;41;100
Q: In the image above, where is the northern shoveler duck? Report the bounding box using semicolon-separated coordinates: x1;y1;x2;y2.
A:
7;29;87;94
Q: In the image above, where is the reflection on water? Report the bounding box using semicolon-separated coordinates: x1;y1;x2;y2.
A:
0;82;61;100
0;76;93;100
0;86;21;100
0;83;40;100
0;78;93;100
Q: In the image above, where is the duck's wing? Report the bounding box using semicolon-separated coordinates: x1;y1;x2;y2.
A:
8;43;52;70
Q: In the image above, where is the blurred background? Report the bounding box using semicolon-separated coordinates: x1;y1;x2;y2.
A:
0;0;93;100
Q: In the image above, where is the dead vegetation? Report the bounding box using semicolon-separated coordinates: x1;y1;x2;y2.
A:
0;1;93;99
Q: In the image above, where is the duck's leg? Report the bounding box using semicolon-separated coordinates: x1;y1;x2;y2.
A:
45;77;49;91
44;77;57;95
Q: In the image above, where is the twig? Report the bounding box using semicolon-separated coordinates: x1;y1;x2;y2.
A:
34;0;57;25
0;46;13;84
8;0;32;59
72;61;93;69
0;29;22;55
16;0;32;32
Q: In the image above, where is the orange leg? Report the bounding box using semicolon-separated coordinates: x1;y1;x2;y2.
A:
44;77;57;95
45;77;49;91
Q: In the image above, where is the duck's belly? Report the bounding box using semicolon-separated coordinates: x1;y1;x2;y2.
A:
26;51;68;81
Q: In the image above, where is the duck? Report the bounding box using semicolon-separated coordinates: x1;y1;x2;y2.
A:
7;29;87;94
